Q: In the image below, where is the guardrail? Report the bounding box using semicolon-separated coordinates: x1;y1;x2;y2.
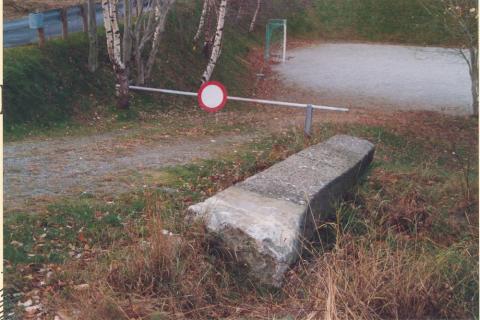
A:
4;1;149;48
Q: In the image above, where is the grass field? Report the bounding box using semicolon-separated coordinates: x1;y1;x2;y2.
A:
5;111;478;319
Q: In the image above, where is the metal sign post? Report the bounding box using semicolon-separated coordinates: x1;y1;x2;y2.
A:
265;19;287;63
304;104;313;138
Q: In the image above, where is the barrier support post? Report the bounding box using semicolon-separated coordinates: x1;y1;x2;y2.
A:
304;104;313;138
61;8;69;39
37;27;46;47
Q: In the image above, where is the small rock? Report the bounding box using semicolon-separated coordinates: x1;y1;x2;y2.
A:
56;311;73;320
18;299;32;307
73;284;90;291
25;304;41;314
161;229;176;236
10;240;23;247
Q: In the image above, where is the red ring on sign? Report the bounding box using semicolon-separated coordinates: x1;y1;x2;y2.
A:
197;81;228;113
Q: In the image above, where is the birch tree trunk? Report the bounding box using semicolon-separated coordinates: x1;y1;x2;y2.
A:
249;0;261;32
145;0;174;82
201;0;227;83
123;0;133;65
87;0;98;72
194;0;209;42
102;0;130;109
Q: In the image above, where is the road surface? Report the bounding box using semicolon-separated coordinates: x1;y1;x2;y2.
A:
4;1;146;48
274;43;472;115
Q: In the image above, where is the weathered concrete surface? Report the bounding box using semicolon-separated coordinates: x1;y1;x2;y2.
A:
188;135;375;287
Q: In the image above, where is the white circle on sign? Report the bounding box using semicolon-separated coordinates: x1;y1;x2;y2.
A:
201;84;224;109
197;81;228;113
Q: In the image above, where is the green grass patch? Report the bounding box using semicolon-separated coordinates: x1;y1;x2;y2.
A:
308;0;461;45
4;0;263;140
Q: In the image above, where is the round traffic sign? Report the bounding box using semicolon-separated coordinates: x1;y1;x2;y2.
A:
197;81;228;113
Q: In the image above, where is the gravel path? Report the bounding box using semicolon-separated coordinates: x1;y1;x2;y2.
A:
5;129;256;212
274;42;472;115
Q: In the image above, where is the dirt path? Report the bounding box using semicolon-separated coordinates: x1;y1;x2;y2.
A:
3;102;417;214
4;126;261;213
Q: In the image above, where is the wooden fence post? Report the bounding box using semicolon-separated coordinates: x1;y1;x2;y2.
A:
38;28;46;47
60;8;69;39
79;4;88;32
29;12;46;47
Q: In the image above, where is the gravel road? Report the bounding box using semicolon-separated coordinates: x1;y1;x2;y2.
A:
4;129;256;212
274;42;472;115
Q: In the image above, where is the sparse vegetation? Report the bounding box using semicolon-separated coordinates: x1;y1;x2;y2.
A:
4;1;478;319
5;113;478;318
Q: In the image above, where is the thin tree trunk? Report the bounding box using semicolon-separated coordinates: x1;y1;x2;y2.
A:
87;0;98;72
201;0;227;83
37;27;46;47
60;8;69;39
133;0;157;85
470;47;478;116
145;0;174;83
116;67;130;108
80;3;89;32
123;0;133;64
135;48;145;85
249;0;261;32
235;0;243;22
194;0;209;42
102;0;129;109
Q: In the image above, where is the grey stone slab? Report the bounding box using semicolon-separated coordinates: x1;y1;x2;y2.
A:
188;135;375;287
238;135;374;208
188;187;305;285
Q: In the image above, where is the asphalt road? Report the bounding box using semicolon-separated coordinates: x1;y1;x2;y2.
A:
4;1;146;48
274;43;473;115
4;3;103;48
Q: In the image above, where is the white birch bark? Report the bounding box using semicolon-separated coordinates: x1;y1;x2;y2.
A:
194;0;210;42
249;0;261;32
145;0;175;81
201;0;227;83
102;0;125;69
102;0;129;108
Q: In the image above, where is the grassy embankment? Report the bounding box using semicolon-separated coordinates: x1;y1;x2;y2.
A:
296;0;461;46
4;0;263;140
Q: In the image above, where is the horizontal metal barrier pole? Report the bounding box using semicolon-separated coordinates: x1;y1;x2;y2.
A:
128;85;198;97
226;95;348;112
126;85;349;112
